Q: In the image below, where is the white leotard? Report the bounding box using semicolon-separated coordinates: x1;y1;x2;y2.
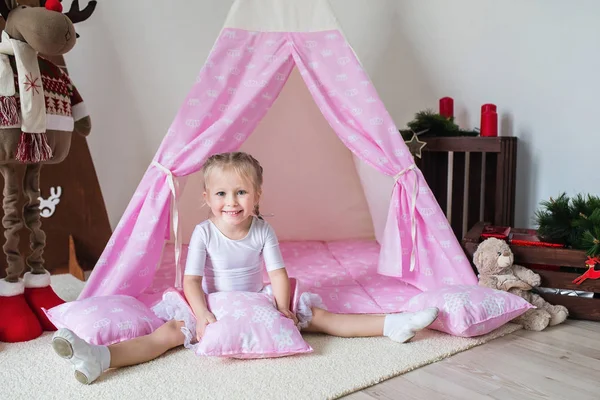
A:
184;217;285;293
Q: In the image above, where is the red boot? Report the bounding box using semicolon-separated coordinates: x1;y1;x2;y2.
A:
24;271;65;331
0;278;43;342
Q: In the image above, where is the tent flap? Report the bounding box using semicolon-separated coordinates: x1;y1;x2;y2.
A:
289;31;477;290
79;166;172;299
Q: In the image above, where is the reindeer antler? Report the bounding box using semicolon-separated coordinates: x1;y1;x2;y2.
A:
2;1;97;24
65;0;97;24
0;0;12;22
585;255;599;267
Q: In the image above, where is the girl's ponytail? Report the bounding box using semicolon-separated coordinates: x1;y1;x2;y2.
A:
254;204;263;220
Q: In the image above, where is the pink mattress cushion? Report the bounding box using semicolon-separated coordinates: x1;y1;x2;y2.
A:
403;284;534;337
43;295;165;345
197;290;313;359
146;240;423;316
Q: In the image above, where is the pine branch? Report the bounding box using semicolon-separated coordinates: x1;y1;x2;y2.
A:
581;208;600;256
534;193;573;244
569;193;600;249
535;192;600;254
399;109;478;140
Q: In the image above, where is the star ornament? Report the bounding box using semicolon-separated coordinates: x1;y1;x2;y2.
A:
404;132;427;158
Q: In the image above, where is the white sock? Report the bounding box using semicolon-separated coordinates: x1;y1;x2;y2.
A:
383;307;439;343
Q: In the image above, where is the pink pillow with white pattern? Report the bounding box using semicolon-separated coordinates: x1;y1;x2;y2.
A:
197;291;312;359
43;295;165;345
404;285;534;337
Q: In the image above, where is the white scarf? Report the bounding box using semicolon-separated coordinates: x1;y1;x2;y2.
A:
0;30;51;162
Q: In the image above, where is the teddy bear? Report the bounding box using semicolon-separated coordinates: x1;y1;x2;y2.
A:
472;237;569;331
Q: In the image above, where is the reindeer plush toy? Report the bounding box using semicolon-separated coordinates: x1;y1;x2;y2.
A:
0;0;95;343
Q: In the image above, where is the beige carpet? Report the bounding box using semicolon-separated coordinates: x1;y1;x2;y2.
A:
0;274;521;400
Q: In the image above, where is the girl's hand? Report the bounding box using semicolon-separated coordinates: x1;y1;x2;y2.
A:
278;307;299;326
196;309;217;341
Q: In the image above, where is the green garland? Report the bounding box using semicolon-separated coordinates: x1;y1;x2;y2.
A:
533;192;600;256
399;109;479;141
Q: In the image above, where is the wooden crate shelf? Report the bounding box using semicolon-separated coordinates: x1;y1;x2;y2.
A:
416;136;517;241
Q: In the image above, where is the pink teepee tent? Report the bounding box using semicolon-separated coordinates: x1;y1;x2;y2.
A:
79;0;477;308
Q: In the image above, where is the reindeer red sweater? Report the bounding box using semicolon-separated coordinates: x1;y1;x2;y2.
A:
2;56;88;133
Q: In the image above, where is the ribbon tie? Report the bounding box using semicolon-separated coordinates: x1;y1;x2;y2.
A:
152;161;183;289
394;164;418;272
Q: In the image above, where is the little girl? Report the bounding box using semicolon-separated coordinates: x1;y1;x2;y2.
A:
52;151;439;384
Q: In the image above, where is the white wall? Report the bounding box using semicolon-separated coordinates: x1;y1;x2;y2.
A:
391;0;600;228
63;0;599;230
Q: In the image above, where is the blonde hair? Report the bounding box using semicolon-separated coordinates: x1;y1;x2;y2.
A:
202;152;264;219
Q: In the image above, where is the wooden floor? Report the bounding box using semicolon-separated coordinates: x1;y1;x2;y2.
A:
343;319;600;400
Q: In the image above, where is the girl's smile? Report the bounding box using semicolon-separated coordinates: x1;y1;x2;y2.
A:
203;168;260;237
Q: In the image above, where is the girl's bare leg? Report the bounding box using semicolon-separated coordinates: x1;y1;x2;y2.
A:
303;307;385;337
304;307;439;343
52;320;186;384
108;320;186;367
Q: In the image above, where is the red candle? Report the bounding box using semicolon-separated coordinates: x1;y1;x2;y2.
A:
439;97;454;118
480;111;498;137
481;103;497;113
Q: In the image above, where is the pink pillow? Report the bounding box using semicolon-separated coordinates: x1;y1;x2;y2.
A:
404;285;534;337
43;295;165;345
197;291;313;359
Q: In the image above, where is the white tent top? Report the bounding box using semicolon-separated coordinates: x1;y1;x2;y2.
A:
224;0;342;32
